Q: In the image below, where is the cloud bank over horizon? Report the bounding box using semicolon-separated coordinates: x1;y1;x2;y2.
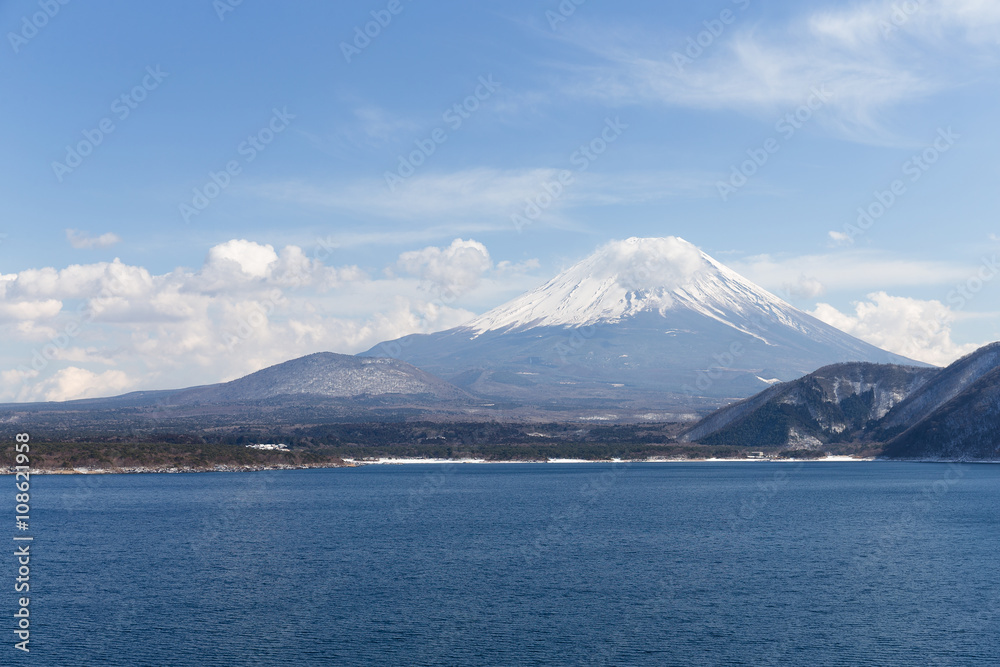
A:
1;235;990;401
0;237;543;401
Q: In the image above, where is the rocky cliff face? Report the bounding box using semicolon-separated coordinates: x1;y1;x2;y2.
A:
879;343;1000;459
684;343;1000;460
874;342;1000;435
680;362;937;448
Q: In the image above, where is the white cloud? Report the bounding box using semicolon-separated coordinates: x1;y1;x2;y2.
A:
811;0;1000;47
1;368;38;388
0;237;541;402
556;0;1000;141
4;259;154;302
827;230;853;247
47;347;118;366
9;321;59;343
496;258;541;274
395;238;493;296
810;292;979;366
597;236;710;291
205;239;279;279
26;367;135;402
0;299;62;322
66;229;122;249
731;250;973;294
777;275;826;300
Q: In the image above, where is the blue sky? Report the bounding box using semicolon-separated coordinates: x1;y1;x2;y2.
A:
2;0;1000;400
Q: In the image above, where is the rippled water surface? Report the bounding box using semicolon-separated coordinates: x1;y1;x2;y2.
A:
6;462;999;665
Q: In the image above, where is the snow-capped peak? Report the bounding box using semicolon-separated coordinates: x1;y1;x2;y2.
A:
464;237;810;338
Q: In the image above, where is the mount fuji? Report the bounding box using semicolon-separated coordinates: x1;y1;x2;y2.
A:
363;237;925;414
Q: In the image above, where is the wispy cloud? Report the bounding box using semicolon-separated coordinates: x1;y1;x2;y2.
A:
552;0;1000;142
731;249;976;295
66;229;122;249
351;106;421;143
257;167;716;225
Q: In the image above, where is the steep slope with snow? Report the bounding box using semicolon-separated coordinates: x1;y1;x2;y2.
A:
681;342;1000;460
879;342;1000;459
680;362;937;448
468;238;822;341
363;237;924;413
875;342;1000;434
169;352;471;404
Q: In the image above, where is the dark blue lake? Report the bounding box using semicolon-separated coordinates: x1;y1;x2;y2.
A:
5;462;999;665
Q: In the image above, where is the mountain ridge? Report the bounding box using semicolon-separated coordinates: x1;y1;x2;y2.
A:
363;237;926;411
168;352;472;405
680;361;938;448
682;342;1000;460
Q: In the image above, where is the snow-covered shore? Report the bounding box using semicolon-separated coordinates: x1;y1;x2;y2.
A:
348;455;875;465
23;456;986;475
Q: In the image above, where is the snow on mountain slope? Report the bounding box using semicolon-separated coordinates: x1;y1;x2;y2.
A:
681;361;938;446
170;352;471;404
875;342;1000;458
363;237;927;412
468;238;799;337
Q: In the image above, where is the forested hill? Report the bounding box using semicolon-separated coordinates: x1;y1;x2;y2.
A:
684;342;1000;461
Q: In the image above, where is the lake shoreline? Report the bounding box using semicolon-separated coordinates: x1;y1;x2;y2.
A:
9;455;997;475
2;461;358;475
351;455;875;465
1;455;874;474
